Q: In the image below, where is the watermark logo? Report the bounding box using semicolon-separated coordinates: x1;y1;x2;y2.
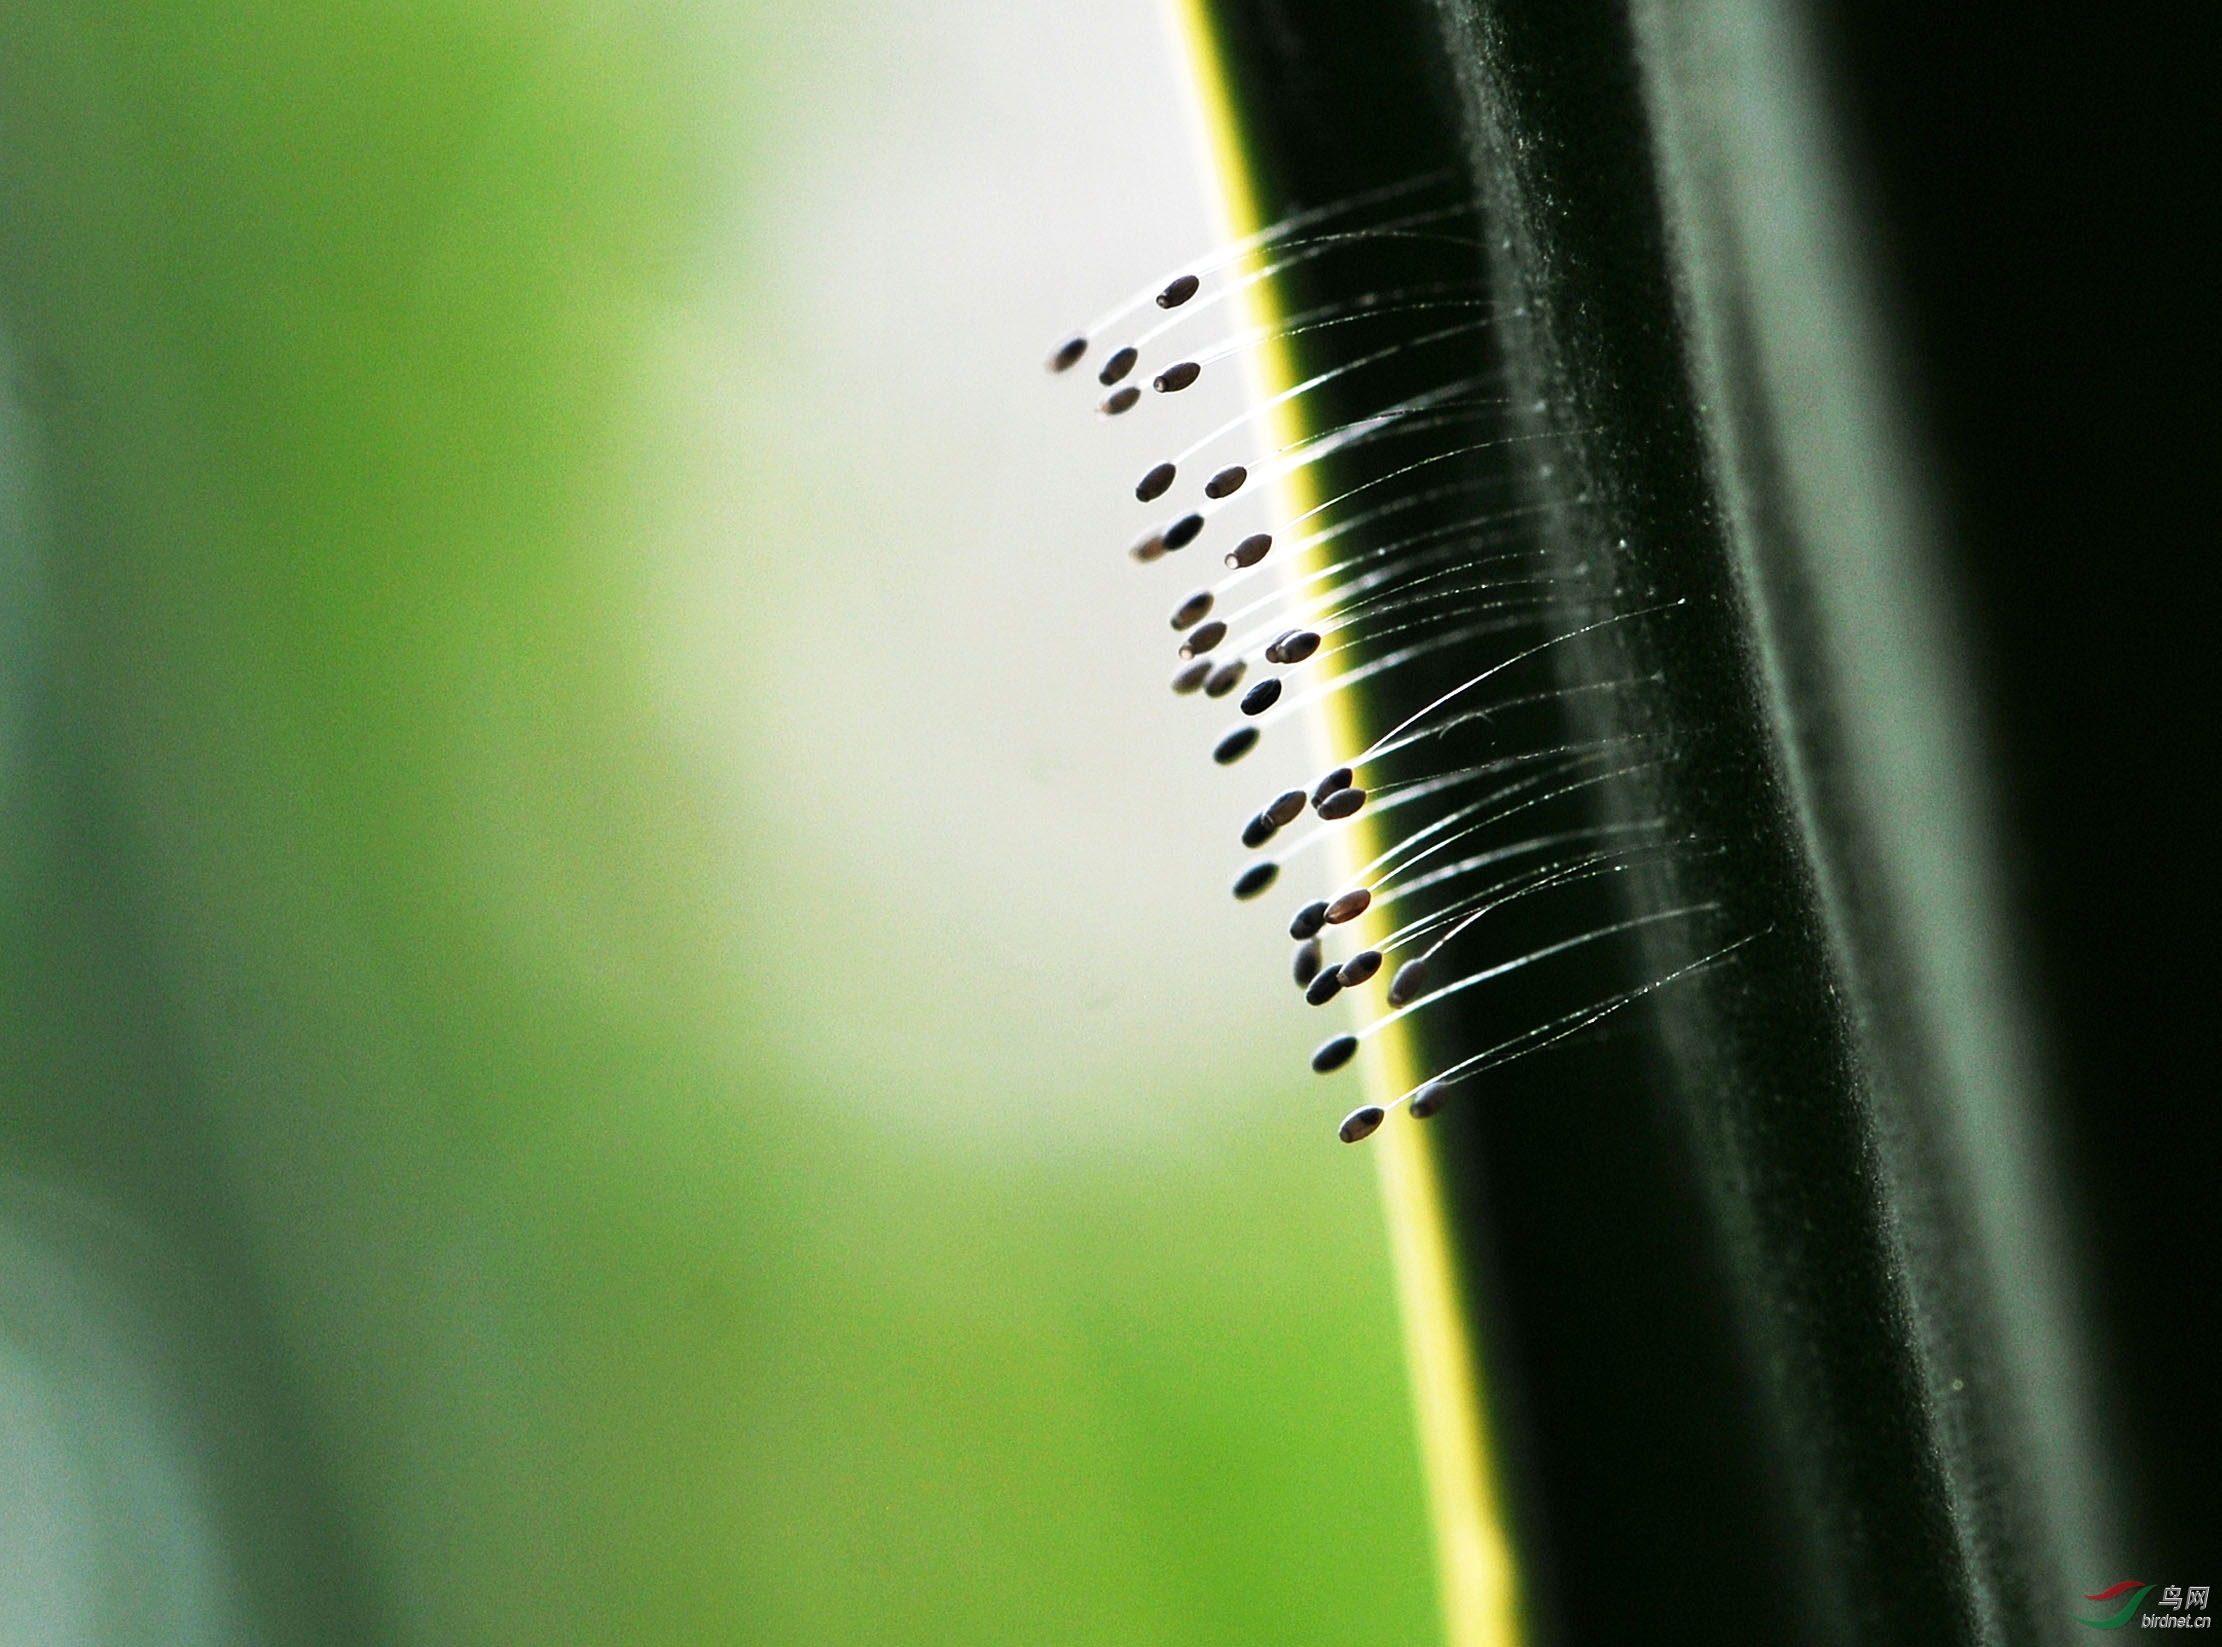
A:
2076;1582;2211;1630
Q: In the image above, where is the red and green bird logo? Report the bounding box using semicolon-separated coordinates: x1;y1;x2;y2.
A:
2076;1582;2154;1630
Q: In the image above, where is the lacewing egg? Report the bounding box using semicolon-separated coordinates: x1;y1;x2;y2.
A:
1387;958;1430;1007
1338;1105;1386;1143
1312;1035;1360;1074
1156;273;1200;308
1232;862;1280;901
1203;659;1247;698
1179;619;1228;658
1324;888;1372;924
1338;949;1383;987
1213;727;1260;765
1240;678;1282;716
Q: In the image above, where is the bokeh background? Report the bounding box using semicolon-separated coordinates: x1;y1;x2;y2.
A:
0;0;1438;1641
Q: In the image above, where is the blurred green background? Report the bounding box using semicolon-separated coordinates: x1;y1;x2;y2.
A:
0;0;1436;1641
